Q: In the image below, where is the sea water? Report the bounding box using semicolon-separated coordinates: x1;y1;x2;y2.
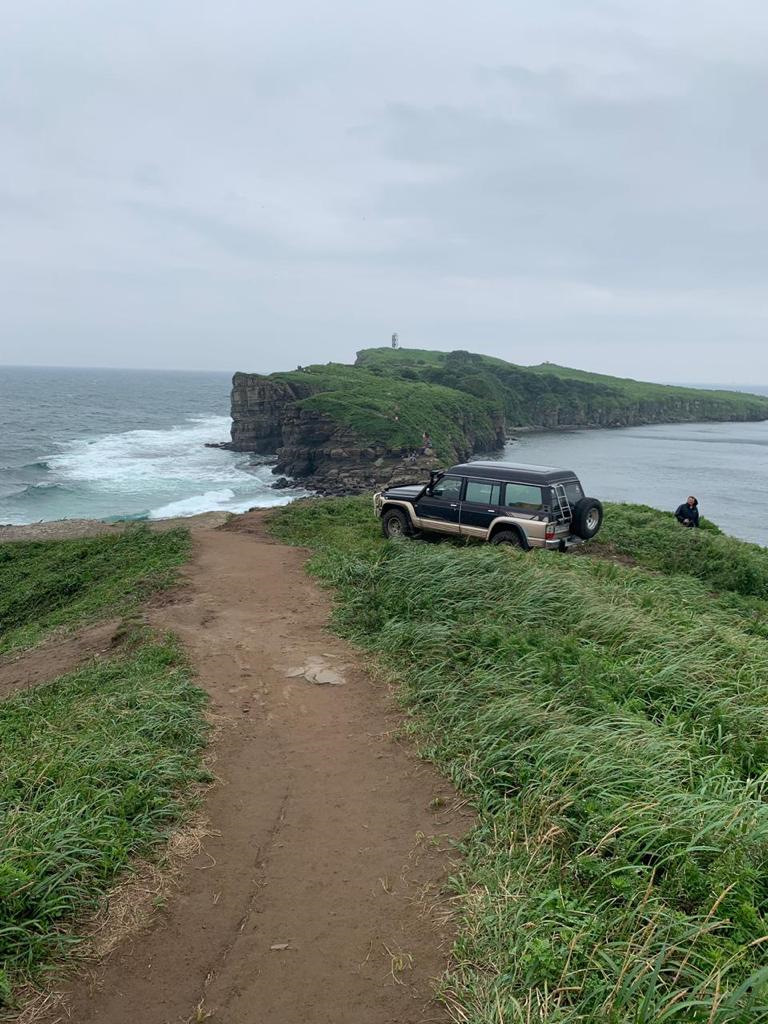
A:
0;366;307;525
1;366;766;546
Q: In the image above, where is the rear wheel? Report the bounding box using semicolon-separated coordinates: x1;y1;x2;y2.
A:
381;508;412;539
571;498;604;540
490;529;522;547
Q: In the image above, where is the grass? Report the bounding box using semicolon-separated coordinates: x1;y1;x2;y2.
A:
0;526;190;654
594;504;768;602
0;634;209;1007
261;361;501;460
355;347;768;425
271;497;768;1023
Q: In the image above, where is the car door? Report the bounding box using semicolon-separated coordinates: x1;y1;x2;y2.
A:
459;478;503;537
414;475;463;533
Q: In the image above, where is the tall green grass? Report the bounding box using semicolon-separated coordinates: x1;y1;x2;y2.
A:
272;498;768;1022
594;504;768;601
0;636;208;1006
0;527;190;654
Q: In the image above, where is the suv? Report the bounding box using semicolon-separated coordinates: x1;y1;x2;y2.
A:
374;461;603;549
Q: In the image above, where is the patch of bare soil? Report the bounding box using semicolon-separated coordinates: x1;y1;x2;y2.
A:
570;541;638;568
24;515;470;1024
0;511;232;544
0;620;122;700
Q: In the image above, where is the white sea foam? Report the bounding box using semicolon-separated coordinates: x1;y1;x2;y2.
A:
17;414;309;522
147;487;301;520
47;416;247;488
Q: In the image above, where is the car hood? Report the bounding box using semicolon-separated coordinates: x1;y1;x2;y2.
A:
381;484;426;500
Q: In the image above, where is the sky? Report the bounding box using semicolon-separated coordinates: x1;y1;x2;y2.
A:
2;1;768;382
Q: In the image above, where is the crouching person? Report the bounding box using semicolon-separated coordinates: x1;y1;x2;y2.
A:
675;495;700;528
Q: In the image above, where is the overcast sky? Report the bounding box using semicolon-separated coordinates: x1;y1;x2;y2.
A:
2;1;768;381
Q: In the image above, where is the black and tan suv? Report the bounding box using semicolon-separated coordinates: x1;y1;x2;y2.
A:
374;461;603;549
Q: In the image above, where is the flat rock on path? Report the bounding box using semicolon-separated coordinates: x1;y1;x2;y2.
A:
50;515;468;1024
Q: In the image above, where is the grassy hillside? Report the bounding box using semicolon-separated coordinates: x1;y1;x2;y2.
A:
232;348;768;468
356;347;768;429
0;526;190;654
0;636;208;1005
251;361;501;459
594;505;768;603
233;348;768;468
271;498;768;1023
0;530;208;1008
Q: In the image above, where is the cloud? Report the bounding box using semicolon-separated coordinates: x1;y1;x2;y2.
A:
1;0;768;379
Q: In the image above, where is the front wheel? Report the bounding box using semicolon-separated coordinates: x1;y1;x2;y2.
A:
490;529;522;547
381;508;412;539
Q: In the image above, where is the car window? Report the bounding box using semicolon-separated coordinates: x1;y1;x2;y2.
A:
430;476;462;501
503;482;544;512
464;480;502;505
563;480;584;505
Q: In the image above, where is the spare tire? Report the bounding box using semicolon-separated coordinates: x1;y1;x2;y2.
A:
571;497;603;540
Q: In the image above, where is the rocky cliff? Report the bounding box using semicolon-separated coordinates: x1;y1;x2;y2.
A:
230;372;447;494
229;351;768;494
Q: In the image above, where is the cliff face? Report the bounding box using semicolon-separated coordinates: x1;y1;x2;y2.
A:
230;353;768;495
230;372;445;494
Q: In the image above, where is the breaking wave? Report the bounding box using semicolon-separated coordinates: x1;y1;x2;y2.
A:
2;415;308;524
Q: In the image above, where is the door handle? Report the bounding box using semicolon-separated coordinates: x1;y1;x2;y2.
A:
487;509;496;513
450;503;458;508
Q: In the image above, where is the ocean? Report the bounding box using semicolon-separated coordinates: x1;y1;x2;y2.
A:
1;367;766;546
0;366;307;525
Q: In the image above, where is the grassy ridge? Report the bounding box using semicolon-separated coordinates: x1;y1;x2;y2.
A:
356;348;768;427
0;527;190;654
0;636;209;1006
595;505;768;603
271;498;768;1022
266;362;501;459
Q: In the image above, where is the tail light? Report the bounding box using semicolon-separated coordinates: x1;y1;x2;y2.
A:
545;525;558;540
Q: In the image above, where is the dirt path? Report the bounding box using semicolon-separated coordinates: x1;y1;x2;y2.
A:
0;621;120;700
48;515;468;1024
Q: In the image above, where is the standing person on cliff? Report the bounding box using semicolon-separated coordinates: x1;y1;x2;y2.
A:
675;496;700;528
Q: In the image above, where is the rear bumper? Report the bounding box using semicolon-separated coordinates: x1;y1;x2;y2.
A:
544;534;583;550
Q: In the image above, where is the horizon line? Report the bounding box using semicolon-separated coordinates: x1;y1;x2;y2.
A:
0;362;765;390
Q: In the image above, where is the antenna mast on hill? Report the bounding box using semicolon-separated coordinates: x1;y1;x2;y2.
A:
391;332;399;349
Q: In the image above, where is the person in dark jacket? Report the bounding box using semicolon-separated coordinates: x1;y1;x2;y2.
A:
675;495;700;528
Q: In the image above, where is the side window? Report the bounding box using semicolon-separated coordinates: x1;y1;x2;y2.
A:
503;483;544;512
464;480;502;505
431;476;462;501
